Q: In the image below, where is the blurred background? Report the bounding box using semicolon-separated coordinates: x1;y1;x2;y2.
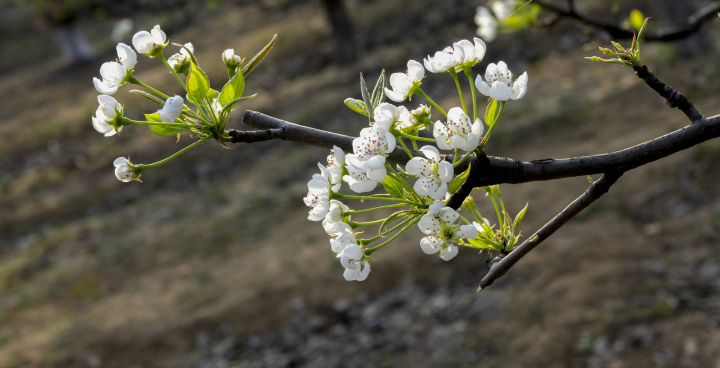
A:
1;0;720;367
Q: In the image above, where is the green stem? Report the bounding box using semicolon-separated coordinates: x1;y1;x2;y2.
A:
453;150;475;168
488;193;504;231
159;52;187;91
452;148;460;165
122;118;191;128
415;89;447;117
463;68;478;122
364;216;422;255
394;131;436;142
449;69;467;115
331;193;423;207
348;218;387;228
411;138;419;151
134;136;211;172
127;76;169;99
458;214;472;225
477;100;506;151
467;209;481;223
345;204;407;215
397;137;414;159
360;215;419;245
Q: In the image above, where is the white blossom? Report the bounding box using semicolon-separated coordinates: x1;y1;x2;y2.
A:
349;127;396;171
222;49;242;66
491;0;516;20
339;243;371;281
343;155;387;193
93;43;137;95
372;103;398;136
405;146;453;200
325;146;345;192
331;231;357;254
167;42;194;72
428;199;445;215
323;220;353;238
304;164;333;221
325;200;349;225
433;107;484;151
113;157;134;182
455;37;487;70
475;7;497;42
424;43;465;73
418;207;477;261
158;96;184;123
384;60;424;102
132;25;167;55
92;95;123;137
396;106;418;131
475;61;528;101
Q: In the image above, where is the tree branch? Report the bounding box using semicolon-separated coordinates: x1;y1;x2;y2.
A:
536;0;720;41
229;128;288;143
476;171;623;293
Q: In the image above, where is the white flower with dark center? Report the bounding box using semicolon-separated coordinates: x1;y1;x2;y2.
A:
167;42;194;74
384;60;424;102
475;61;528;101
93;43;137;95
222;49;242;67
418;207;477;261
405;146;453;200
343;155;387;193
325;146;345;192
304;164;333;221
372;103;398;136
158;96;184;123
454;37;487;70
92;95;124;137
132;25;167;55
475;7;497;42
113;157;134;182
424;43;465;73
339;244;371;281
433;107;484;151
349;127;396;171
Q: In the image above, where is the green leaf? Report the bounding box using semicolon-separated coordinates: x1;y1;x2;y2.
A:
378;211;411;235
242;34;277;78
467;238;502;251
382;174;405;199
219;68;245;107
187;62;210;103
130;89;164;106
484;99;498;125
370;70;386;110
512;202;529;234
629;10;644;31
207;88;219;101
144;113;188;137
221;94;257;114
344;98;368;117
448;163;471;195
360;73;372;120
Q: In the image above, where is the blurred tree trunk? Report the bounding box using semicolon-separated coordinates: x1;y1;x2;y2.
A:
657;0;713;57
319;0;356;64
52;23;94;63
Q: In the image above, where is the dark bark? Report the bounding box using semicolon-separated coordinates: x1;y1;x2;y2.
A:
319;0;356;64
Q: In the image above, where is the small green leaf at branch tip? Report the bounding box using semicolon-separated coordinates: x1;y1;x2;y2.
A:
219;67;245;107
484;99;498;125
130;90;165;106
448;163;471;195
344;98;369;117
144;112;189;137
360;73;372;120
242;34;277;78
187;62;210;103
383;174;406;199
587;175;595;184
370;70;386;110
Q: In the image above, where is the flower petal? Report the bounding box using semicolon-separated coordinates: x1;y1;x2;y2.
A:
420;236;442;254
437;161;453;182
439;245;458;261
418;145;440;162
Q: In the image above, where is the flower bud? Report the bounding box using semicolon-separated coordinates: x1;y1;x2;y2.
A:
158;96;184;123
167;42;193;75
461;196;476;211
222;49;242;68
92;95;124;137
132;25;168;57
114;157;134;182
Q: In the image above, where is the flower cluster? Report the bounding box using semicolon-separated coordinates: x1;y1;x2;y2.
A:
303;36;530;281
90;25;275;183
